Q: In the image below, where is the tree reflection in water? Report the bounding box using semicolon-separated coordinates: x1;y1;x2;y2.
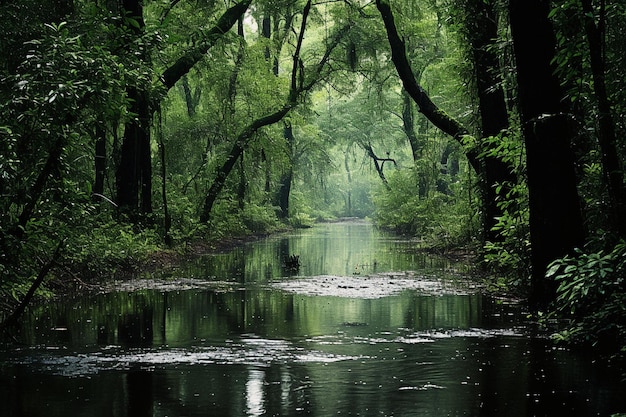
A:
1;221;625;417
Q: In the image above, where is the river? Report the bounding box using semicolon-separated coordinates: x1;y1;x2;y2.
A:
1;220;624;416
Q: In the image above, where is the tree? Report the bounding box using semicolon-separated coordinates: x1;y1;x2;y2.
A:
376;0;521;245
115;0;153;217
375;0;480;175
454;0;517;243
257;2;300;219
0;10;131;324
578;0;626;238
199;1;351;222
508;0;585;308
115;0;252;218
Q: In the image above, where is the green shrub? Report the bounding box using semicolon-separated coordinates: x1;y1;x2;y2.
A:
372;170;478;248
63;219;161;279
546;241;626;356
290;212;314;228
483;182;531;279
241;203;280;233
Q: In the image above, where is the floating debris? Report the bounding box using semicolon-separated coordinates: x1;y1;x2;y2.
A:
283;254;301;272
271;272;482;299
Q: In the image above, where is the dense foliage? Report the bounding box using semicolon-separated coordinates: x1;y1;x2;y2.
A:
1;0;626;360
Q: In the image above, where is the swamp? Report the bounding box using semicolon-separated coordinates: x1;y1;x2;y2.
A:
2;221;625;416
2;1;626;416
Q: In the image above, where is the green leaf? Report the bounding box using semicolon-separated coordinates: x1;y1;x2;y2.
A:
546;262;561;278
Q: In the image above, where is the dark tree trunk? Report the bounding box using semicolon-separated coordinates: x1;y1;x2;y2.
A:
363;142;394;190
0;240;64;330
262;149;272;197
159;0;252;90
181;75;200;118
464;0;517;243
277;170;293;218
93;124;106;198
401;89;422;162
580;0;626;238
13;137;66;239
156;111;171;245
116;0;151;216
116;0;250;218
238;151;246;210
277;123;295;219
509;0;586;308
117;86;152;216
262;14;272;60
200;143;243;223
261;10;279;211
200;106;293;222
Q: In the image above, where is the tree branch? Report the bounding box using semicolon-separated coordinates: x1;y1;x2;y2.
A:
159;0;182;24
375;0;479;173
159;0;252;91
0;239;64;330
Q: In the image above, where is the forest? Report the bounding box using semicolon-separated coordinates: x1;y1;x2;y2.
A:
1;0;625;361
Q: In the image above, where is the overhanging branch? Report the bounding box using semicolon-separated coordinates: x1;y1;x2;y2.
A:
375;0;480;173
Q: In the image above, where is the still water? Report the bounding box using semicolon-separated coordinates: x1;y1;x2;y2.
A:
1;220;625;416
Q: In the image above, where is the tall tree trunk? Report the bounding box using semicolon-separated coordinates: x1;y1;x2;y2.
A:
263;7;294;217
181;75;200;118
277;123;295;219
117;85;152;216
116;0;251;218
401;89;422;162
93;124;106;198
262;149;272;198
238;151;246;210
156;110;171;245
464;0;517;243
116;0;152;216
580;0;626;238
509;0;585;308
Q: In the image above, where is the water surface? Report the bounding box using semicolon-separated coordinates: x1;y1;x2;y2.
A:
1;220;624;416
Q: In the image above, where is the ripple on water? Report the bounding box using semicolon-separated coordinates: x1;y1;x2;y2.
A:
307;327;526;346
398;384;446;391
5;336;367;377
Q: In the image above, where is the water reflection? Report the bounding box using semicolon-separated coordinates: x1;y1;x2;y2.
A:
246;368;266;416
175;220;462;283
1;221;625;417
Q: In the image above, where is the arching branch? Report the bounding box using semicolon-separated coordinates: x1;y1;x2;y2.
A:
375;0;479;173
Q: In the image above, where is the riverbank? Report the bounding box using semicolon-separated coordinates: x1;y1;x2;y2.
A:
3;218;486;326
53;219;486;296
4;219;624;417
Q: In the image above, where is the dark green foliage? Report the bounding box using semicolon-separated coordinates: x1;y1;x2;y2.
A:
0;4;154;320
479;132;530;279
546;242;626;357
